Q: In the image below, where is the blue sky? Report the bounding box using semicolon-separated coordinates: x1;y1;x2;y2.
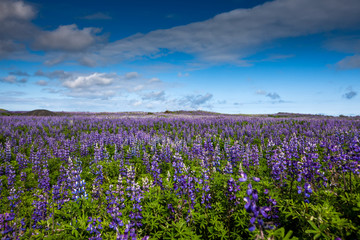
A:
0;0;359;115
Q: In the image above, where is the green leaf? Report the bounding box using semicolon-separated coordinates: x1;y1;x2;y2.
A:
283;230;294;240
308;220;320;231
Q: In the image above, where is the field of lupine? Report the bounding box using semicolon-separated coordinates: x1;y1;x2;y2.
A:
0;114;360;239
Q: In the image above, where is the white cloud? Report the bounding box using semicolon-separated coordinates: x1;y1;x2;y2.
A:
142;90;165;101
34;24;102;52
254;90;287;104
0;1;103;59
125;72;140;79
149;77;160;83
0;0;37;57
326;36;360;53
343;87;357;100
1;75;27;84
132;100;143;107
35;70;165;100
266;92;281;100
36;80;48;86
86;0;360;66
0;40;22;57
0;0;35;21
343;90;357;99
2;0;360;67
133;85;144;91
326;36;360;69
62;72;114;89
178;72;189;77
35;70;71;79
1;75;16;83
335;55;360;69
9;70;30;76
178;93;213;108
255;90;267;95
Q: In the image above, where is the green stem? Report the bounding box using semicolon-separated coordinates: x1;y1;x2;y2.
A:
52;200;55;234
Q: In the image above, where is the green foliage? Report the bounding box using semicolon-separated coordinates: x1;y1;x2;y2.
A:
1;116;360;239
47;158;62;186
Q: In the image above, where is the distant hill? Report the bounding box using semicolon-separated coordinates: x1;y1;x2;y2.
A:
0;108;11;116
266;112;329;118
22;109;58;116
164;110;221;115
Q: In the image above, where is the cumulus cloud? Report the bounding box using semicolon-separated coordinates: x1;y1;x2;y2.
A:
84;0;360;66
9;70;30;76
266;92;281;100
1;75;16;83
326;36;360;54
0;0;37;57
256;90;286;103
36;80;48;86
326;36;360;69
0;40;22;58
0;0;35;20
62;73;114;89
81;12;112;20
35;70;71;79
125;72;140;79
2;0;360;66
141;90;165;101
149;77;160;83
0;0;103;59
255;90;267;95
33;24;102;52
179;93;213;108
0;75;27;84
34;70;164;100
336;55;360;69
343;88;357;99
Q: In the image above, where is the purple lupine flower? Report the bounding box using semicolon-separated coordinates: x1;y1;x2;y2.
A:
52;184;61;203
201;173;212;209
141;176;152;193
126;166;143;231
0;212;16;238
239;171;248;182
150;154;163;189
106;183;124;232
73;178;88;201
223;161;233;174
93;143;104;164
0;179;3;200
32;191;48;229
38;168;51;193
5;140;11;162
303;182;313;203
226;177;240;205
16;153;28;171
6;164;16;188
252;177;261;182
243;179;274;233
92;164;104;200
20;171;26;182
8;187;22;212
87;217;103;240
